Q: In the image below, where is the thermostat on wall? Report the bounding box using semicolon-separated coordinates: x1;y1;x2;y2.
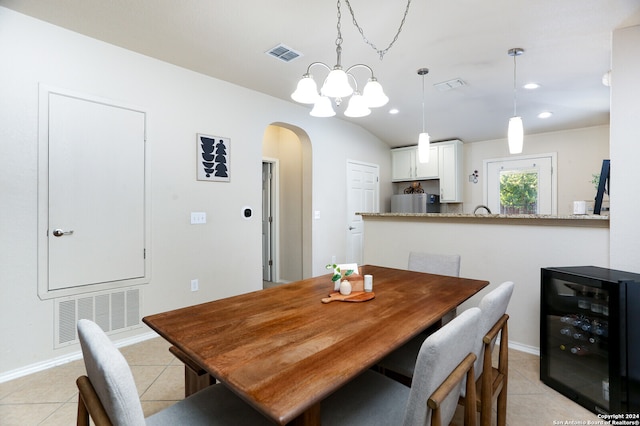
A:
242;206;252;220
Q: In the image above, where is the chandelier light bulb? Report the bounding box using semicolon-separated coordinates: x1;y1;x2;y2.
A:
291;75;320;104
322;67;353;98
362;78;389;107
344;93;371;117
310;96;336;117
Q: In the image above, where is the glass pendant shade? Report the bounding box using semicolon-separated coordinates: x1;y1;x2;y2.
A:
310;96;336;117
321;67;353;98
362;79;389;108
344;93;371;117
418;132;431;163
508;116;524;154
291;75;319;104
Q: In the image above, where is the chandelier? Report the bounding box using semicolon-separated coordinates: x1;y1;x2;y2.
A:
291;0;412;118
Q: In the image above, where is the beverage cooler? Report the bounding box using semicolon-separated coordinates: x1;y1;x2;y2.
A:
540;266;640;414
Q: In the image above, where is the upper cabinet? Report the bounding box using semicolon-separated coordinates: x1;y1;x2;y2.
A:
391;145;438;181
391;140;463;203
437;140;463;203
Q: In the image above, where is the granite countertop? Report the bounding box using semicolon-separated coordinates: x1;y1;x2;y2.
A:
359;212;609;220
358;212;610;227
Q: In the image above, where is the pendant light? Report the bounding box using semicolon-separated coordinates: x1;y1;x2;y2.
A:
417;68;430;163
507;48;524;154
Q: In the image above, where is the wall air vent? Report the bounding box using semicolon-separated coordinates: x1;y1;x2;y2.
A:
434;78;467;91
54;287;142;348
266;44;302;63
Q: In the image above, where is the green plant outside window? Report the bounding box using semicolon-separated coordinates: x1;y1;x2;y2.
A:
499;170;538;214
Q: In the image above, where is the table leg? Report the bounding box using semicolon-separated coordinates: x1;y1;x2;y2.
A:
169;346;215;397
287;402;321;426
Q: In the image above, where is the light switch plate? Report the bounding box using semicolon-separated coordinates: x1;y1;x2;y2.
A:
191;279;199;291
191;212;206;224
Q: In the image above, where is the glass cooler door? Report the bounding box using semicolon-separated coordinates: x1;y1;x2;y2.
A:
543;276;610;412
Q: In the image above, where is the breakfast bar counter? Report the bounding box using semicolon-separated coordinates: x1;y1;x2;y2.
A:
359;212;610;228
358;212;610;351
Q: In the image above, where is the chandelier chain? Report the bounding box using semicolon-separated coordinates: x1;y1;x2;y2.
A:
344;0;413;60
336;0;343;47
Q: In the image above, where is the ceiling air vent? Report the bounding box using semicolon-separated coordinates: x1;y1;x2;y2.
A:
266;44;302;63
434;78;467;91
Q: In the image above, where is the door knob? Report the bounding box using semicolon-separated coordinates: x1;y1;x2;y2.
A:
348;226;356;230
52;229;74;237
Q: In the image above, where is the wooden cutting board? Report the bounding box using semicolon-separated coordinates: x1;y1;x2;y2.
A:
321;291;375;304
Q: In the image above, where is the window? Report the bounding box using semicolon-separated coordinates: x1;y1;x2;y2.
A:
484;153;557;215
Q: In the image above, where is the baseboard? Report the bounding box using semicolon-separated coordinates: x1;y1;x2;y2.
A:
508;340;540;356
0;331;158;383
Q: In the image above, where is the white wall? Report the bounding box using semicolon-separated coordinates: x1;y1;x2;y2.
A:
463;126;610;215
610;25;640;273
0;7;392;377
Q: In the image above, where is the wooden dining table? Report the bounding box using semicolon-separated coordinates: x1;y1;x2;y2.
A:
142;265;489;425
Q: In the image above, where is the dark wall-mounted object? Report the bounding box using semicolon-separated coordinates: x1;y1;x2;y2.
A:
594;159;610;215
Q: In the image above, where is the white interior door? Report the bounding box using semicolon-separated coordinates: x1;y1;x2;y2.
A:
40;87;147;296
346;161;379;264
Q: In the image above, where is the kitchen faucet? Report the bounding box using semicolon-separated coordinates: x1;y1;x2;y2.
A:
473;205;492;214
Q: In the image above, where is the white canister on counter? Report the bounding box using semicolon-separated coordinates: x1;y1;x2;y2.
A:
573;201;587;215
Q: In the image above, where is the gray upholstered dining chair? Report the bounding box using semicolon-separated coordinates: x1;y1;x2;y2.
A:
321;307;481;426
75;319;272;426
461;280;514;426
408;251;461;277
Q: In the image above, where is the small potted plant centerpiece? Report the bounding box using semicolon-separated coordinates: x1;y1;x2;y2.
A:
325;263;363;294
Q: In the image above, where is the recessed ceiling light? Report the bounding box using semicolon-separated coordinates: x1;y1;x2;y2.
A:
389;108;399;115
523;82;540;90
538;111;553;119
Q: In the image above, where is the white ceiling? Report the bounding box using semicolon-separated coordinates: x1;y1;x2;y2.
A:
3;0;639;147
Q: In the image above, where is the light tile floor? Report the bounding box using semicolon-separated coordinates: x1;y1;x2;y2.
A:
0;338;601;425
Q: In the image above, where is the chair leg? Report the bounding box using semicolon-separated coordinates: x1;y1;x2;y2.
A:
77;392;90;426
497;386;507;426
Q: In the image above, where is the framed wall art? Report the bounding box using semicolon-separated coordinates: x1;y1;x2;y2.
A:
197;133;230;182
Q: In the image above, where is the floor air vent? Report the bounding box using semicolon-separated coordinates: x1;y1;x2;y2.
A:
55;287;142;348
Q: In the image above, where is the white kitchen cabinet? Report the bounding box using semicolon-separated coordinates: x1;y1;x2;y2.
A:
436;140;463;202
391;146;438;181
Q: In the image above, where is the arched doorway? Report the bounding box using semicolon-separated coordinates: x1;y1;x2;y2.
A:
262;123;312;285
